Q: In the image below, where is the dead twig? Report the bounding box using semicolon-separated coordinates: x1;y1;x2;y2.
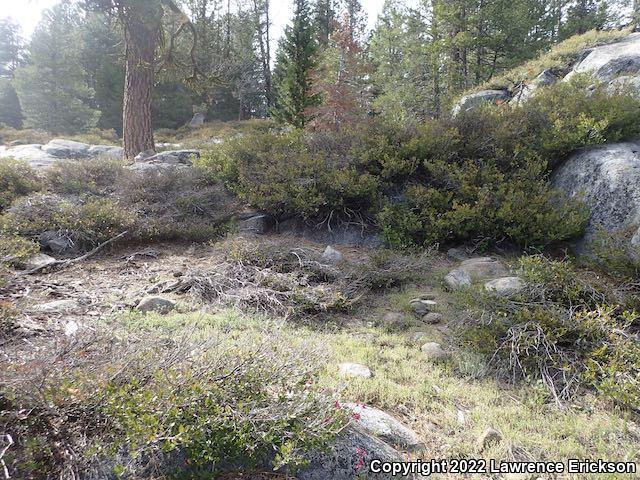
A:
23;231;129;276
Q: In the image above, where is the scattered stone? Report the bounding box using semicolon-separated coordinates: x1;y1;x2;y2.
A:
136;296;177;314
39;231;74;254
409;298;437;315
344;403;423;450
477;427;502;452
484;276;525;296
239;214;273;235
422;312;443;324
381;311;408;328
64;320;80;336
189;112;206;127
421;342;447;360
447;247;469;260
409;331;428;344
445;257;509;289
322;245;344;263
444;268;472;289
30;299;79;314
22;253;57;271
338;362;372;379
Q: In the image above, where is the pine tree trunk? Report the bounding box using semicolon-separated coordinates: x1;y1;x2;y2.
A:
122;13;161;159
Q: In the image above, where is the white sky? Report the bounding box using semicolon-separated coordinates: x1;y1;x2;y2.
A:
0;0;387;43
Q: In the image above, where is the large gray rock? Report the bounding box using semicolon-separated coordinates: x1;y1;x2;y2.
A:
39;231;74;254
552;141;640;250
567;32;640;83
298;423;419;480
238;214;274;235
444;257;509;289
0;144;58;168
452;89;511;116
343;404;423;451
277;218;382;247
1;139;123;169
42;139;91;158
87;145;124;159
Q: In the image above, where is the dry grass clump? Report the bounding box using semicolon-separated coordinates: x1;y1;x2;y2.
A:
160;238;436;318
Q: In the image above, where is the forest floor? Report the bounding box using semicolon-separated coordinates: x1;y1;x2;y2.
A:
5;232;640;479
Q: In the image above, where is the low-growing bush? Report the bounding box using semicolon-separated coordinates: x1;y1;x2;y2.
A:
200;130;380;221
0;233;39;266
46;157;124;196
1;194;135;250
0;159;41;210
458;255;640;409
1;327;344;479
117;167;236;242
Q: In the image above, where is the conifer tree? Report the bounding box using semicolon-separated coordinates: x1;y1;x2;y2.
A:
13;3;100;134
271;0;318;127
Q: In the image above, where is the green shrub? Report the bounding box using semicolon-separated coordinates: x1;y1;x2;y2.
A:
586;226;640;281
199;130;380;220
459;255;640;408
46;157;124;196
1;194;135;249
0;159;41;210
1;328;344;479
0;233;39;266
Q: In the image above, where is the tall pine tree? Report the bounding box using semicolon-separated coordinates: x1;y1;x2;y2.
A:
271;0;318;127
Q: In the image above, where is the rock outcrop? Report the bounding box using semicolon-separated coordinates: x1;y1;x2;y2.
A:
566;32;640;84
552;141;640;252
0;139;123;169
452;89;510;115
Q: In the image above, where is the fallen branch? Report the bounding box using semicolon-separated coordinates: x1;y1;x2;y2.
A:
23;231;129;275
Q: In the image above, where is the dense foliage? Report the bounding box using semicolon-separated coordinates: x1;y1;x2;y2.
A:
201;77;640;249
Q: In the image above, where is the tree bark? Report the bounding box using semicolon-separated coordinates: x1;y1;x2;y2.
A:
121;6;162;159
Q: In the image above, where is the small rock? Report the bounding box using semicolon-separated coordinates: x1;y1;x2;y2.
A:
421;342;447;360
445;257;509;289
39;231;74;254
136;296;177;314
484;276;525;296
477;427;502;452
64;320;79;336
444;269;472;289
447;247;469;260
382;311;407;327
22;253;57;271
338;362;372;378
322;245;343;263
409;298;437;315
422;312;443;324
189;112;205;127
344;403;423;450
409;331;428;343
239;214;273;235
31;299;79;314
